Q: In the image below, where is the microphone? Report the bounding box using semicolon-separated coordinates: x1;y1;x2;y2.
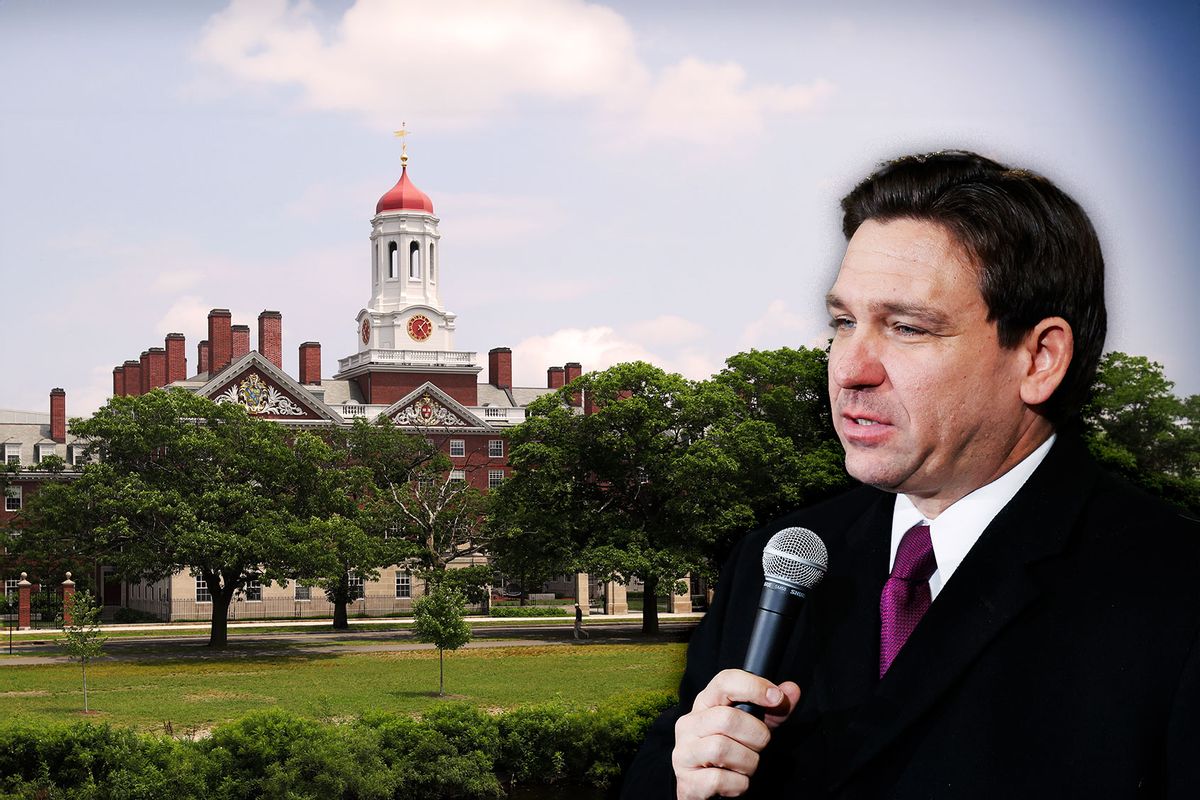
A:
733;526;828;719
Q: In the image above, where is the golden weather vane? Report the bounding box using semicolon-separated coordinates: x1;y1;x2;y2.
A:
393;123;410;166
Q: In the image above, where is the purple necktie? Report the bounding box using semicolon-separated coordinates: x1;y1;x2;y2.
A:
879;523;937;677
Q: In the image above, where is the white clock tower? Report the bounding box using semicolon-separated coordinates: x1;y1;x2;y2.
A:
334;134;481;399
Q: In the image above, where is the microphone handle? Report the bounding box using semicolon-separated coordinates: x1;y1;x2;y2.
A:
734;580;807;720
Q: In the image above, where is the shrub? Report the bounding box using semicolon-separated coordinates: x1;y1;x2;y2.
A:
112;607;161;624
488;605;569;618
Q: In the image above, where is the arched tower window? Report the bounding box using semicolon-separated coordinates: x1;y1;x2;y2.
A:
429;243;436;282
409;241;421;280
388;242;398;279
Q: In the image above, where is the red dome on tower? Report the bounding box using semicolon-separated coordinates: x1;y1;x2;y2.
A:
376;166;434;214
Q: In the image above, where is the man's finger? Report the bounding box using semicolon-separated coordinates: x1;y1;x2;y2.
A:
675;766;751;800
692;668;785;712
677;704;771;752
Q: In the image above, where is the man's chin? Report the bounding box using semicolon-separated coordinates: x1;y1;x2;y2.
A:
843;456;908;493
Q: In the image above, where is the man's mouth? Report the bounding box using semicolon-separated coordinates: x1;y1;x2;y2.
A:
851;418;879;426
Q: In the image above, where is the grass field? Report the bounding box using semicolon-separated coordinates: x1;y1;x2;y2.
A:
0;642;686;733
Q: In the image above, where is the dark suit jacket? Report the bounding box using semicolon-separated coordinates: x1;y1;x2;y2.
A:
621;437;1200;798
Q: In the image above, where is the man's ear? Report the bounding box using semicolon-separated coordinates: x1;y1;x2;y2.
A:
1018;317;1073;406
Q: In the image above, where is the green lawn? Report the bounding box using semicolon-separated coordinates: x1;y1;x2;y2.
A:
0;642;686;733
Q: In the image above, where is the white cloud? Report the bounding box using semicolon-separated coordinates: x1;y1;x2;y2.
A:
510;323;720;386
194;0;832;146
740;299;829;352
627;314;706;347
437;191;567;245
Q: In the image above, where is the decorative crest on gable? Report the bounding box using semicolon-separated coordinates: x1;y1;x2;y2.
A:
393;392;469;428
215;372;306;417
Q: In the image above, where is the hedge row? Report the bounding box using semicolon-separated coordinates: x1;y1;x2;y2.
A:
0;692;673;799
488;605;570;618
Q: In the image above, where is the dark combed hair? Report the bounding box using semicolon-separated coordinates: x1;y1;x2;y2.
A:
840;150;1106;424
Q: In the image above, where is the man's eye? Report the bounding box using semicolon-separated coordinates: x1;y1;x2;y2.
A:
829;317;854;331
894;323;925;336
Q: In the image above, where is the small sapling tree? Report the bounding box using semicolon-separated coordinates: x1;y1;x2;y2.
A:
412;584;472;696
61;590;106;713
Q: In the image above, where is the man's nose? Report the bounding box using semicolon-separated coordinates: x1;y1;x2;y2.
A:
830;331;886;389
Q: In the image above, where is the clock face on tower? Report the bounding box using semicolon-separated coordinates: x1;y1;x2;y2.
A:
407;314;433;342
360;319;371;344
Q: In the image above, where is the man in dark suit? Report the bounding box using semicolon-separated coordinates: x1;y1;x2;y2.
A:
621;152;1200;799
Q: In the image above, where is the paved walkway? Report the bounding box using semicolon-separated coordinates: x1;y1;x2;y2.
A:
0;618;700;667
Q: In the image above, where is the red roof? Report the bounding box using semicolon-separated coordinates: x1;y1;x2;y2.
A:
376;166;434;214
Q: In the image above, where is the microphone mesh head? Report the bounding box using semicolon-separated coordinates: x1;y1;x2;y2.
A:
762;527;828;590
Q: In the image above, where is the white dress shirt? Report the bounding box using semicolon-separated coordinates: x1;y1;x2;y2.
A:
889;434;1056;600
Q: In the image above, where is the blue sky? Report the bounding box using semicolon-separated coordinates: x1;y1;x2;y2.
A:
1;0;1197;415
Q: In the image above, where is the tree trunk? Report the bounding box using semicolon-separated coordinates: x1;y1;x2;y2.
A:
439;647;445;696
208;584;234;648
641;574;660;635
329;572;350;630
82;660;88;712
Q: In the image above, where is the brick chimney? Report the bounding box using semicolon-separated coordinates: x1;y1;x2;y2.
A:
564;362;583;407
198;340;210;375
258;310;282;369
165;333;186;384
299;342;321;385
547;366;565;389
488;347;513;389
139;351;152;394
231;324;251;362
50;388;66;444
207;309;233;374
145;347;168;391
123;360;143;397
113;366;125;397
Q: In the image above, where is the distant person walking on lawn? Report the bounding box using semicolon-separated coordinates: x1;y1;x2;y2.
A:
574;603;589;640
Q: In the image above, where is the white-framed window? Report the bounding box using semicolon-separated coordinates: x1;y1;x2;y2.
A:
4;578;21;598
396;571;412;599
4;486;21;512
195;576;211;603
488;469;505;488
488;439;504;458
35;443;56;463
385;521;403;539
294;584;311;601
69;445;87;466
449;468;466;482
245;578;262;602
347;572;364;600
449;439;465;458
388;241;398;279
3;443;19;465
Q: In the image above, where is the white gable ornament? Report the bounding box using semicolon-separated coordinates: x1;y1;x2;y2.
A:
394;393;467;428
215;373;305;417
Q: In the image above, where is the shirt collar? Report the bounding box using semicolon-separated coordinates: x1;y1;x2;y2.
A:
890;433;1056;597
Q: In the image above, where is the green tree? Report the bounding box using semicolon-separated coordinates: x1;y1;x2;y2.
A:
344;417;492;577
60;590;106;713
412;584;473;696
1083;352;1199;513
13;389;325;648
494;362;722;634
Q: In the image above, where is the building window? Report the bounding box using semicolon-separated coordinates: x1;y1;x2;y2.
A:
347;572;364;600
488;439;504;458
396;571;412;599
4;579;20;598
69;445;87;466
449;469;466;482
35;444;56;463
3;444;18;465
385;521;402;539
388;242;398;279
195;576;211;603
295;584;311;601
245;579;262;602
449;439;465;457
488;469;505;488
4;486;20;512
409;241;421;279
429;243;436;282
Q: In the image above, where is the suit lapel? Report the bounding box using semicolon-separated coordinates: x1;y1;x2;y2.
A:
827;437;1100;790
